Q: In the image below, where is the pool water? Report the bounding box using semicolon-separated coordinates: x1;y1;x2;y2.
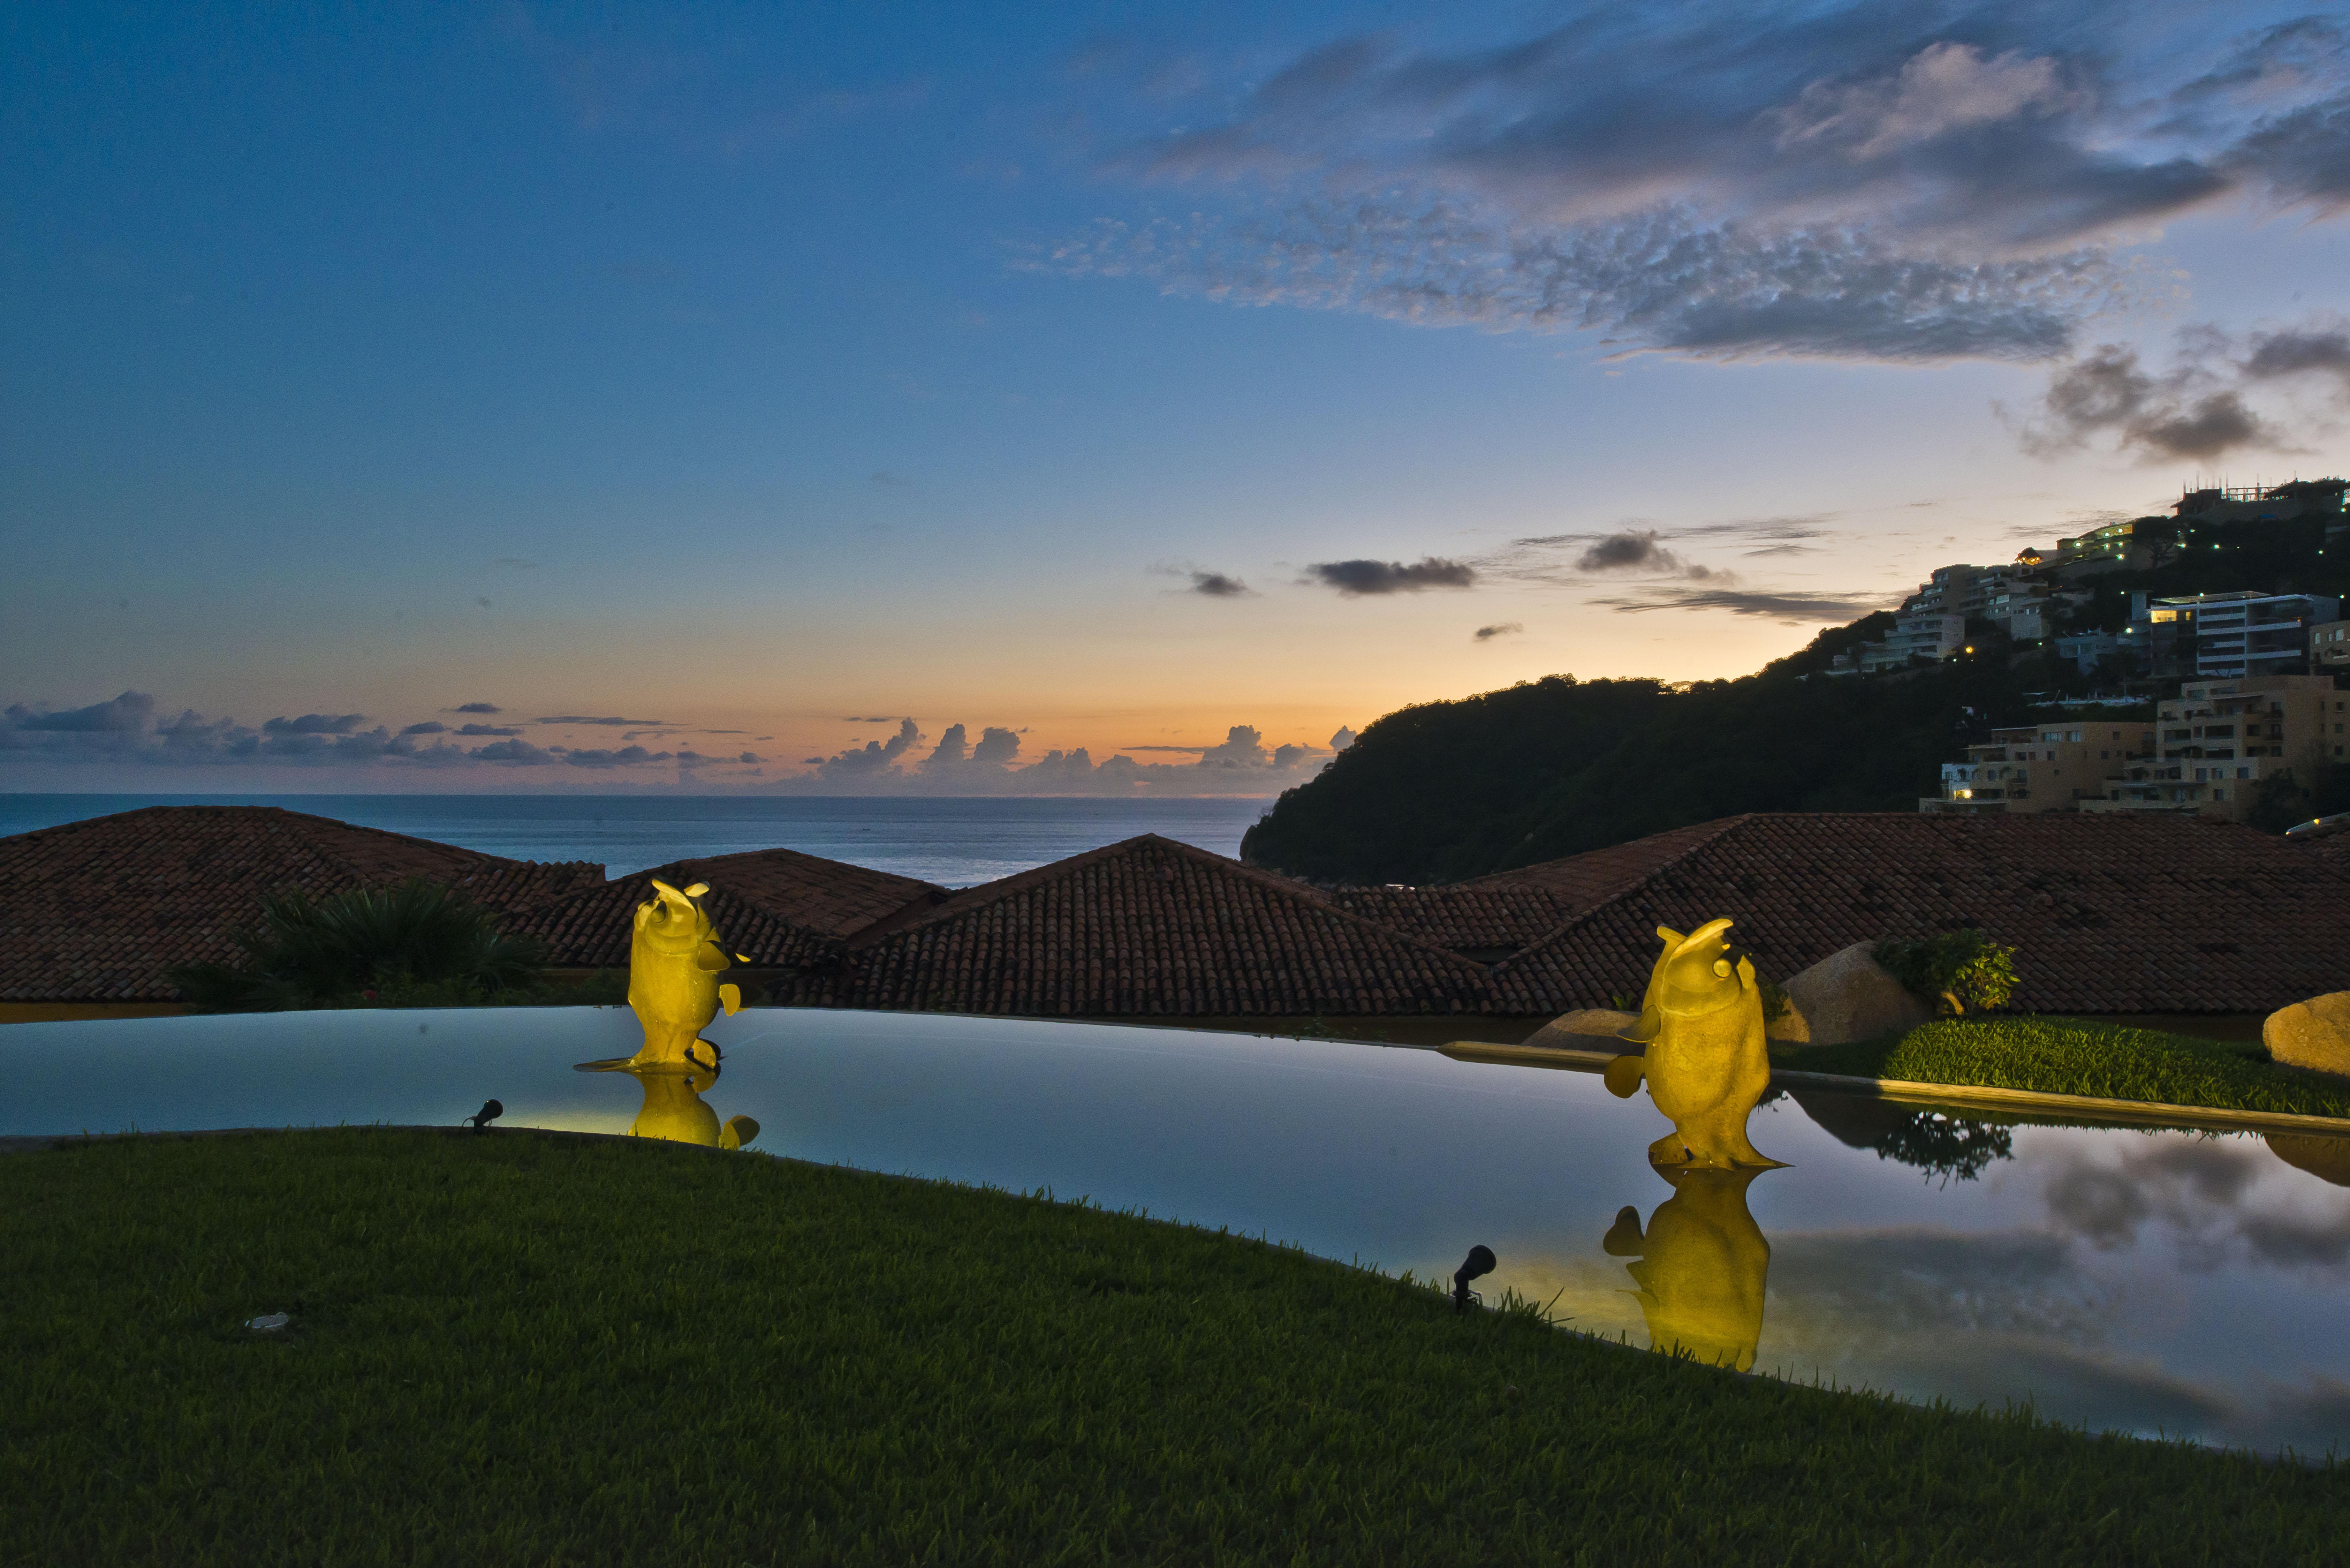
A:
9;1006;2348;1458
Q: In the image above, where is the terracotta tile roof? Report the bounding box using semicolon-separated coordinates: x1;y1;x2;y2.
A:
1485;813;2350;1015
0;806;599;1002
822;834;1498;1017
1457;818;1743;903
1327;885;1575;957
512;849;945;971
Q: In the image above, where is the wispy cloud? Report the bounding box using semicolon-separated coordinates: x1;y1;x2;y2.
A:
1589;586;1896;620
1474;622;1523;641
1040;7;2350;363
536;714;674;727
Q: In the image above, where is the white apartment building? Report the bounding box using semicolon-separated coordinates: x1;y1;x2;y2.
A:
2140;591;2340;678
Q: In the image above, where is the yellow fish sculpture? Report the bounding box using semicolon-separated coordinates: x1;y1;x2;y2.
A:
625;878;742;1072
1601;1164;1771;1371
1613;918;1782;1169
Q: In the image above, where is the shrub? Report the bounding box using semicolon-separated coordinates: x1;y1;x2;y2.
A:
1873;929;2018;1015
171;878;549;1010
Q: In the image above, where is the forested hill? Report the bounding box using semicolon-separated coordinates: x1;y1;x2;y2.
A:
1240;627;2082;886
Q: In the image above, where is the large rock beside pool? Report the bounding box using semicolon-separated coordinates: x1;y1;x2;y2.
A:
2263;992;2350;1078
2265;1133;2350;1188
1780;942;1933;1048
1522;1009;1640;1049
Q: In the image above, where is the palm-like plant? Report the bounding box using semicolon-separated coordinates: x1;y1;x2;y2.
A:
171;878;549;1010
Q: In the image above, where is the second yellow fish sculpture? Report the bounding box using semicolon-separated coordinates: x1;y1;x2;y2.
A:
625;878;743;1072
1615;917;1782;1169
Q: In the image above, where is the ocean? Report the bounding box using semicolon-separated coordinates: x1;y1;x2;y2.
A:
0;794;1275;887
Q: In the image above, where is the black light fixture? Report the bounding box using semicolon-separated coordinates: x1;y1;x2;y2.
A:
1454;1244;1496;1313
463;1099;503;1130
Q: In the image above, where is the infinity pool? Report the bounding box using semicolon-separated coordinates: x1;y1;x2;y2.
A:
8;1006;2348;1458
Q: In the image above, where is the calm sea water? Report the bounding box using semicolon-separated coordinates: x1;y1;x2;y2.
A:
0;794;1272;886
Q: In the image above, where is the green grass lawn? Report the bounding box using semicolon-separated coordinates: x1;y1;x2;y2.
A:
6;1130;2349;1565
1786;1016;2350;1120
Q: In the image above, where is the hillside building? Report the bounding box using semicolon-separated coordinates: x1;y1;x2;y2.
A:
2084;673;2344;819
1921;722;2155;815
1828;611;1967;675
2312;619;2350;670
2138;590;2338;678
2174;478;2347;526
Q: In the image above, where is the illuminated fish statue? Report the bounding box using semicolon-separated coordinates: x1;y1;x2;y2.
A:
625;878;742;1072
1612;918;1782;1169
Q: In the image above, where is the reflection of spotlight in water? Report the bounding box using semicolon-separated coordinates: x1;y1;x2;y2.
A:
1603;1164;1773;1372
574;1057;760;1150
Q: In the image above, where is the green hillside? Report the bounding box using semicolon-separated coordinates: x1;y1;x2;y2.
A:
1243;648;2060;884
1244;509;2350;885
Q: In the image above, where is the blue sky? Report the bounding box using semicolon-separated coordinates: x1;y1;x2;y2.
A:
6;1;2350;792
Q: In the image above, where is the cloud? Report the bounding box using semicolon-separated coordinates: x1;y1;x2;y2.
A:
468;739;558;765
2015;336;2294;460
261;712;368;735
971;726;1020;765
1330;726;1356;750
1034;5;2350;363
1474;622;1523;641
4;691;153;733
536;714;673;726
2245;320;2350;394
1573;530;1727;581
1187;570;1252;597
1591;586;1896;619
561;744;673;769
869;469;911;486
1304;556;1476;595
816;718;923;781
0;689;732;775
454;702;501;714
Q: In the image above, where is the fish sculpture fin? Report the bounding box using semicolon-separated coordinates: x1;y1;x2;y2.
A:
721;1114;760;1151
695;943;731;974
718;982;742;1015
1603;1052;1647;1097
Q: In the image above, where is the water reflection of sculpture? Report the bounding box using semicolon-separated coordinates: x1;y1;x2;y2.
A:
1603;1166;1770;1371
576;878;761;1150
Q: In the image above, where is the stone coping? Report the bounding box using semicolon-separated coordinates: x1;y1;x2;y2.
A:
1438;1040;2350;1139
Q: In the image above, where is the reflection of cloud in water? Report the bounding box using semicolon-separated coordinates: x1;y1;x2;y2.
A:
2028;1135;2350;1274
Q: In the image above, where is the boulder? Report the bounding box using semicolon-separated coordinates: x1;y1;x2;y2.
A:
2263;992;2350;1078
2265;1133;2350;1189
1779;942;1934;1048
1522;1009;1640;1050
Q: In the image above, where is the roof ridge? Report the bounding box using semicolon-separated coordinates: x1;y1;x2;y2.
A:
848;832;1494;972
1488;813;1761;970
844;834;1187;949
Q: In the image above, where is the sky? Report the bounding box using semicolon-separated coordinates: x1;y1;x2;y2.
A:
6;0;2350;795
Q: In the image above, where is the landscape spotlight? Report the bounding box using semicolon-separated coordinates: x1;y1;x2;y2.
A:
1454;1245;1497;1312
464;1099;504;1130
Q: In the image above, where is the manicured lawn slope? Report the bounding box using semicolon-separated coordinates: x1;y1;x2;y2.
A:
1792;1016;2350;1119
6;1130;2348;1566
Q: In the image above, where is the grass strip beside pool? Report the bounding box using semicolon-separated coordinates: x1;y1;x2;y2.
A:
1787;1017;2350;1121
5;1128;2348;1566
